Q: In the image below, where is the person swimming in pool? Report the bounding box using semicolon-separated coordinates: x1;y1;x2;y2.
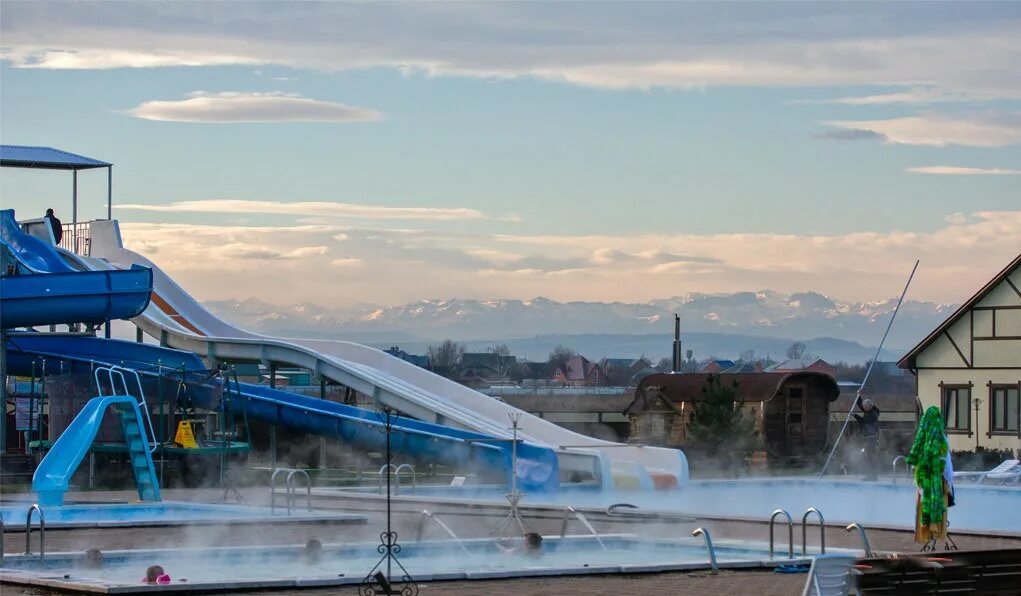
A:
303;539;323;565
82;549;103;569
143;565;171;584
495;532;543;556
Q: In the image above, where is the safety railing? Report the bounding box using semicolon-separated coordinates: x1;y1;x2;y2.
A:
691;528;718;573
286;469;312;513
24;504;45;561
606;502;697;523
415;510;469;554
892;455;911;485
270;468;289;514
846;523;874;557
559;506;607;551
769;509;794;559
93;365;158;453
395;463;417;495
801;508;826;555
60;222;93;256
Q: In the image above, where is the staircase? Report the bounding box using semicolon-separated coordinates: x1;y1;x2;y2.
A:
114;401;160;502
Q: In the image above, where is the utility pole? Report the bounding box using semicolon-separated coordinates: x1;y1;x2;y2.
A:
672;314;682;373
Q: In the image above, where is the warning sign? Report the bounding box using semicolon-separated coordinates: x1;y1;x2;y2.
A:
15;398;40;431
174;420;199;448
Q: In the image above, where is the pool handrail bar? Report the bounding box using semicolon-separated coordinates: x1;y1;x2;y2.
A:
269;468;289;514
769;509;794;559
93;365;158;453
377;463;398;495
605;502;697;522
800;508;826;555
559;506;607;551
285;468;312;513
845;522;874;557
394;463;417;495
24;504;45;561
691;528;718;573
414;509;470;554
892;455;910;485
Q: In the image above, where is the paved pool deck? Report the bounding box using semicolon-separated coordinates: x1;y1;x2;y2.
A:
3;486;1020;595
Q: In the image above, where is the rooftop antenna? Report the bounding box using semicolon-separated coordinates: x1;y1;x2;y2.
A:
817;259;919;480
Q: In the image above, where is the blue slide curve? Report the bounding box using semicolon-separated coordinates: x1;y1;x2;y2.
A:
33;395;161;506
0;209;74;273
0;268;153;328
7;334;559;491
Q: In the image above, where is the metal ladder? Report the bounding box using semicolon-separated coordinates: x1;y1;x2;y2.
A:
93;365;158;453
270;468;312;514
23;504;45;561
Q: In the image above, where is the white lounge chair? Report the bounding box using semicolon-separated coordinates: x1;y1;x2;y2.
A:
953;459;1020;484
801;554;858;596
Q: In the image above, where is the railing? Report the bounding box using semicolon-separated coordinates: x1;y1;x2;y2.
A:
93;365;158;453
769;509;794;559
892;456;911;485
378;464;397;495
606;502;697;523
24;504;45;561
60;222;93;256
691;528;718;573
414;510;469;554
286;469;312;513
395;463;417;495
846;523;874;557
269;468;289;514
559;506;607;551
801;508;826;555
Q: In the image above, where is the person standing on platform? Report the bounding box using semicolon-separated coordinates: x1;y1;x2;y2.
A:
45;208;63;245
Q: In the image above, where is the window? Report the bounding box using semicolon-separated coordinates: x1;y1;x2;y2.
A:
942;386;971;432
989;385;1020;434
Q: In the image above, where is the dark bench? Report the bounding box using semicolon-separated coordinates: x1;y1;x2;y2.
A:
854;548;1021;595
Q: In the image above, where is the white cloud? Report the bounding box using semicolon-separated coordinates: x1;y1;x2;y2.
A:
126;91;382;123
801;87;986;106
2;3;1019;99
117;199;490;221
118;210;1021;308
824;112;1021;147
907;166;1021;175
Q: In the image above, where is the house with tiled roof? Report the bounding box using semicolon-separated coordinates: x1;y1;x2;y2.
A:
767;357;836;379
899;251;1021;453
549;355;604;387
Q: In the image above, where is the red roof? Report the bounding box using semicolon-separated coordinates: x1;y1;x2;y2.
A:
633;372;839;404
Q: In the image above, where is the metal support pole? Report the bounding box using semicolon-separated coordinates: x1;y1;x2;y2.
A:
136;327;143;343
0;330;7;455
89;451;95;489
319;378;327;469
37;360;46;448
107;165;112;220
72;170;78;251
269;365;277;470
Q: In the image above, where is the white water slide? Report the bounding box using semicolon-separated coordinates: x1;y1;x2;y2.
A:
79;219;687;489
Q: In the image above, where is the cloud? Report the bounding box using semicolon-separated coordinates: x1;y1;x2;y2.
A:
117;210;1021;309
800;87;985;106
907;165;1021;175
125;91;382;123
815;129;886;142
117;199;491;221
823;112;1021;147
2;3;1020;99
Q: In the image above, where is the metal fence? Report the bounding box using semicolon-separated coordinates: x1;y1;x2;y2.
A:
60;222;92;256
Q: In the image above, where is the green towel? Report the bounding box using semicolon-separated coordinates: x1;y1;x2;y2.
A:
906;406;948;527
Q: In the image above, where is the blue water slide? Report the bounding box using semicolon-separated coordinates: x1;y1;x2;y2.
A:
33;395;161;506
7;335;560;491
0;268;153;329
0;209;74;273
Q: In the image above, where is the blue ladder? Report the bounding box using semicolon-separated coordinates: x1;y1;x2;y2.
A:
113;401;161;502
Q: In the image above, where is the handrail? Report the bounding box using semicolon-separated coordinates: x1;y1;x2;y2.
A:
24;504;45;561
93;365;158;453
415;510;469;554
846;523;874;557
394;463;417;495
269;468;290;514
801;508;826;555
892;455;910;485
769;509;793;559
691;528;718;573
605;502;697;522
559;506;607;551
378;463;398;495
286;469;312;513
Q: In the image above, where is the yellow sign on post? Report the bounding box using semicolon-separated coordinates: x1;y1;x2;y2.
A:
174;420;199;449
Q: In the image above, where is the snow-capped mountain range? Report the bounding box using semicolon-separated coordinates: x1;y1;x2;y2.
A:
203;291;955;354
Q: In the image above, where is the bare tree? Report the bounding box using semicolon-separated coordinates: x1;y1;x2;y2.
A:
427;340;464;375
786;341;807;360
492;344;511;357
739;349;756;363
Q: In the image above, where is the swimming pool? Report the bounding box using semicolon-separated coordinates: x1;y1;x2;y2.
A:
321;476;1021;535
0;535;828;593
0;501;366;528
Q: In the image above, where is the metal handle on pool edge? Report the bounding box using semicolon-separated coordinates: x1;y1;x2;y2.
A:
692;528;718;573
24;504;45;561
769;509;793;559
846;523;874;557
801;508;826;555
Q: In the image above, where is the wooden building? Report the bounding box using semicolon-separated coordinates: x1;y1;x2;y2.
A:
898;252;1021;453
626;372;840;461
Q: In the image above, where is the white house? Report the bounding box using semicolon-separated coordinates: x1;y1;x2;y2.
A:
899;252;1021;453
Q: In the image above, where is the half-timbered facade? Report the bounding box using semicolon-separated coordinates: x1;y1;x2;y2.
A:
899;252;1021;453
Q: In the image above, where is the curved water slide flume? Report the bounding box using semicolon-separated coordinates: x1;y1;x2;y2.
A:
80;220;687;489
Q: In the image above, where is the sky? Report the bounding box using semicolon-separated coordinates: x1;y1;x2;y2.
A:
1;2;1019;309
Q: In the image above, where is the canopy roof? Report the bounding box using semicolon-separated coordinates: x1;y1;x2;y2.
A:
0;145;111;170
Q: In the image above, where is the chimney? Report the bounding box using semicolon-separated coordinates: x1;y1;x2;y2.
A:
672;314;682;372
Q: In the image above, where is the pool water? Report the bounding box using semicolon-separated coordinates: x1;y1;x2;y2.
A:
0;501;365;527
0;536;818;591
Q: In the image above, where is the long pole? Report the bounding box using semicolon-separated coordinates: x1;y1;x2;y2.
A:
72;170;78;251
818;260;919;479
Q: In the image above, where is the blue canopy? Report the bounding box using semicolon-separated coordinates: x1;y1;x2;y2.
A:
0;145;111;170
